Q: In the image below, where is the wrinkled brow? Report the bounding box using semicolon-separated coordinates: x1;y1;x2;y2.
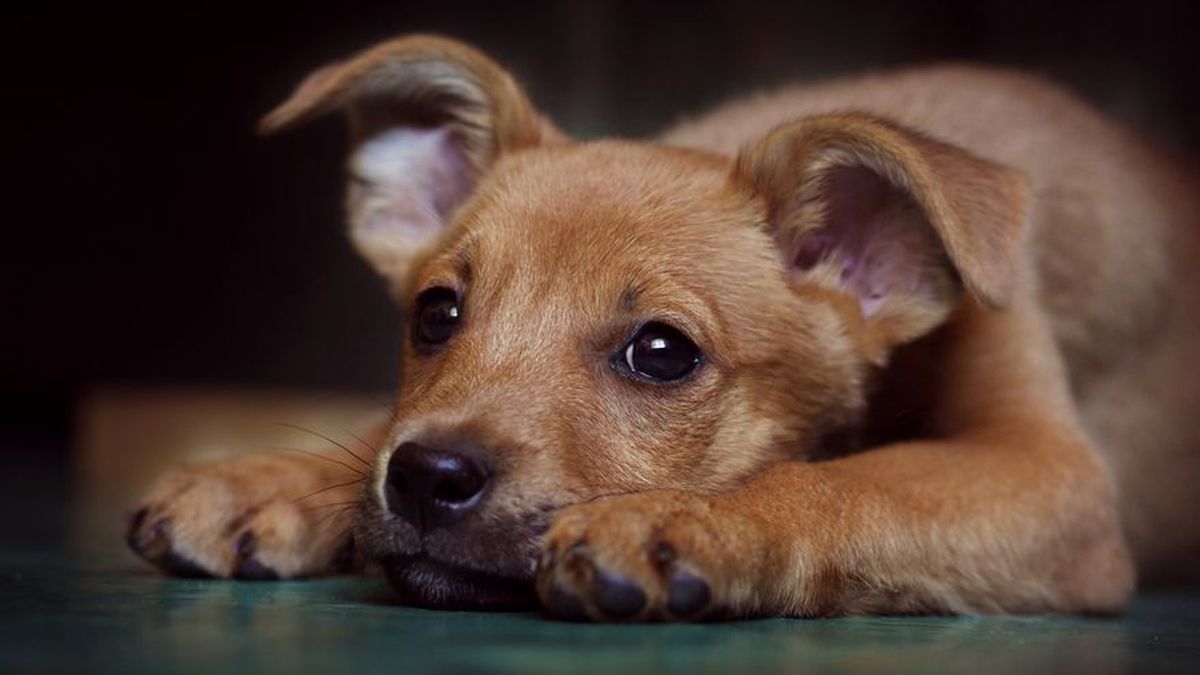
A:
618;282;645;313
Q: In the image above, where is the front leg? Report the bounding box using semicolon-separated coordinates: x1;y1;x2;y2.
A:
127;449;370;580
538;433;1134;621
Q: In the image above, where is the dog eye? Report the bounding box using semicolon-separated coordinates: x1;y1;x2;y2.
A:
413;287;461;347
619;322;702;382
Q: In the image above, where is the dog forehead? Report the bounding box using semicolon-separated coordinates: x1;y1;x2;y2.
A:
480;142;736;232
449;141;762;277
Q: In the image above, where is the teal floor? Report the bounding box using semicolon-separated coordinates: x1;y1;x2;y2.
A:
2;449;1199;674
4;548;1200;674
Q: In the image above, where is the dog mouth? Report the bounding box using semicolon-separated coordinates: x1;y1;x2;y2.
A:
380;554;538;610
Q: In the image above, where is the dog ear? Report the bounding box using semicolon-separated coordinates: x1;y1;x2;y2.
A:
734;113;1030;359
259;34;566;282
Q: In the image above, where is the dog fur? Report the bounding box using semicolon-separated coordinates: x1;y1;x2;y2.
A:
127;34;1200;620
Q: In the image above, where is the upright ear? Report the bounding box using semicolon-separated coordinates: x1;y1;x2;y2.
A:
734;113;1030;360
259;34;565;282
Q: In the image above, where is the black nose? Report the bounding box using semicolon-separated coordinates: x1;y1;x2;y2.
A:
385;442;490;532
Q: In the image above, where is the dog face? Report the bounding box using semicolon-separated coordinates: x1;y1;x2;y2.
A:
261;36;1027;608
360;142;868;607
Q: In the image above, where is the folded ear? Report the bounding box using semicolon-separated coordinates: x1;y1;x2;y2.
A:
260;34;565;282
734;113;1030;359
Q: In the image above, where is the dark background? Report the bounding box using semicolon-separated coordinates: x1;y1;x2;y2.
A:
6;0;1199;452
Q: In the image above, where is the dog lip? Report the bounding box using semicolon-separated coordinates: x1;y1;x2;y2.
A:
381;554;537;611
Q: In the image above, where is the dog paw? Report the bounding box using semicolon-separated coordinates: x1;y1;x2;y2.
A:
536;491;759;622
126;453;361;580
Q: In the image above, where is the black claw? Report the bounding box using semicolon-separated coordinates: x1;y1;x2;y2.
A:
128;516;172;560
125;508;152;555
666;569;711;618
126;514;212;579
126;507;149;546
157;548;214;579
235;531;256;558
232;532;279;580
546;584;588;620
234;556;279;581
150;519;210;577
593;570;646;619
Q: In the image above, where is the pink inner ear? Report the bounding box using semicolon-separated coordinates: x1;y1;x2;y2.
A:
351;125;475;247
791;165;938;316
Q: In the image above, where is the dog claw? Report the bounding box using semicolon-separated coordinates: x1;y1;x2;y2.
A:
232;532;279;580
547;584;588;619
666;569;711;617
159;549;215;579
233;556;279;580
127;515;213;578
126;507;149;544
593;570;646;619
127;513;170;559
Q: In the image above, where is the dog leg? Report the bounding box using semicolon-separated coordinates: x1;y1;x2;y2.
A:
127;449;372;579
537;432;1133;620
538;300;1135;620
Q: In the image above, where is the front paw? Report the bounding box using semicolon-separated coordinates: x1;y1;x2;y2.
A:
536;491;761;622
126;454;359;580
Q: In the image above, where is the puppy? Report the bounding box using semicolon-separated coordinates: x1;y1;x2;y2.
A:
127;34;1200;620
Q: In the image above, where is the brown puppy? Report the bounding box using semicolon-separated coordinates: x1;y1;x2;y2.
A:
128;34;1200;620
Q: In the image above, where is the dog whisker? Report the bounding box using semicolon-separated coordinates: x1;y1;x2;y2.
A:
277;422;372;469
313;504;360;530
371;395;406;427
300;500;362;515
290;477;366;505
339;425;381;456
265;445;366;477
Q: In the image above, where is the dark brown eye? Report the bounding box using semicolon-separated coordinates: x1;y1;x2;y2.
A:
618;322;702;382
413;287;461;348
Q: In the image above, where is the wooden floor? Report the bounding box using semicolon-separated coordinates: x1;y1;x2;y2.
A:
2;388;1198;674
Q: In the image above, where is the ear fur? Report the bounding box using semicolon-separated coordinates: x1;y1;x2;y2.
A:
259;34;565;282
734;113;1030;353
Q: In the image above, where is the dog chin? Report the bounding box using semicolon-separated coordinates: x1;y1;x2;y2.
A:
381;555;537;610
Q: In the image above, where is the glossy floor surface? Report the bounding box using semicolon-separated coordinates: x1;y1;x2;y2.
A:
5;552;1200;675
4;417;1200;674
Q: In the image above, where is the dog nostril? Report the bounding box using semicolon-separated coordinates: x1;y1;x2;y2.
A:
386;442;490;531
390;472;409;494
430;457;487;504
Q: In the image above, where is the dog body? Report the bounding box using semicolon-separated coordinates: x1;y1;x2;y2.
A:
662;66;1200;581
128;36;1200;620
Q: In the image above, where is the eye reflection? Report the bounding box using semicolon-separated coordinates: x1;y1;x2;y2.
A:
413;287;461;348
618;322;702;382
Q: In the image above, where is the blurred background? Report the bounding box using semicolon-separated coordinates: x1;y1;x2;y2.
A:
4;0;1199;507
